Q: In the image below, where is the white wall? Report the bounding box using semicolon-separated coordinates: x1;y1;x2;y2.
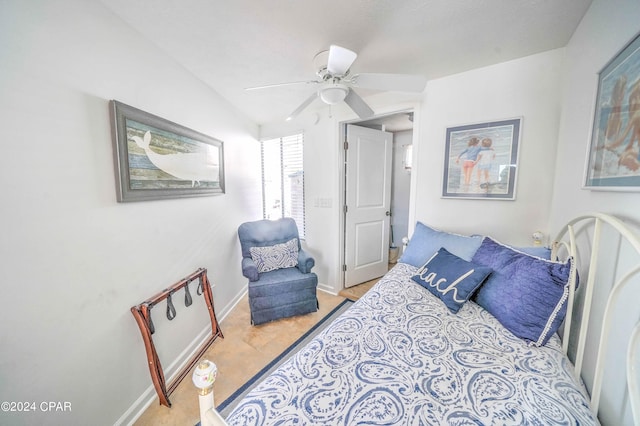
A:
549;0;640;230
413;48;565;246
0;1;261;425
549;1;640;424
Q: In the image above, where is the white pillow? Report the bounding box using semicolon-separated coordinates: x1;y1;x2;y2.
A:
250;238;299;273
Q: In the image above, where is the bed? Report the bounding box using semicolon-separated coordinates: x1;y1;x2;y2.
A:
220;213;640;425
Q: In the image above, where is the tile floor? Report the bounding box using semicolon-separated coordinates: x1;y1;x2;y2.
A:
133;279;376;425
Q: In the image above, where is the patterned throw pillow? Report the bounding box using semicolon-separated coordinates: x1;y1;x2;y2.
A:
411;247;493;313
250;238;299;273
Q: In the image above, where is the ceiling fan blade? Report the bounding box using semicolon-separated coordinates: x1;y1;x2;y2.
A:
344;88;374;119
245;80;319;91
327;45;358;76
286;92;318;121
352;73;427;92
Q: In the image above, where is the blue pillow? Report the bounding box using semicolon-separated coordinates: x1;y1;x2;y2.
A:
400;222;483;267
411;248;493;313
472;237;573;346
516;246;552;259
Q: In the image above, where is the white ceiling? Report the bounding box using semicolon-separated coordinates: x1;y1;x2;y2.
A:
100;0;592;126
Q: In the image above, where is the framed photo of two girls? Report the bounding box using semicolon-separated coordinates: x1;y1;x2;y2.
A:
442;118;521;200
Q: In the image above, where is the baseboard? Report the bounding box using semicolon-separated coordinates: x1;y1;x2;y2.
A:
116;285;248;426
316;282;337;295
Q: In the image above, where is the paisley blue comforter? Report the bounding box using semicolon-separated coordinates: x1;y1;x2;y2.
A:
226;263;596;425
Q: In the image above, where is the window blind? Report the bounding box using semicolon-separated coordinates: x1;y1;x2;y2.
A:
261;133;305;238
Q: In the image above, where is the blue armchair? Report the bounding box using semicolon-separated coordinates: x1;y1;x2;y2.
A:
238;218;318;325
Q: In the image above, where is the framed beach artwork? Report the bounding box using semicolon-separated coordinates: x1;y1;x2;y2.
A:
442;118;521;200
584;31;640;191
110;101;225;202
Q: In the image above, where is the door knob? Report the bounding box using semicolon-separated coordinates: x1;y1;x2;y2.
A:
385;211;391;216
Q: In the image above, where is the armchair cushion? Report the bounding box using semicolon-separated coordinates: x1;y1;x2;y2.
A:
250;238;299;273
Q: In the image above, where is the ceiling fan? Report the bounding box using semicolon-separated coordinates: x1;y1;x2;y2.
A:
246;45;427;121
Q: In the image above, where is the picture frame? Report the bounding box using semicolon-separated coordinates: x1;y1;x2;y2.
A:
442;118;521;200
110;100;225;202
584;31;640;191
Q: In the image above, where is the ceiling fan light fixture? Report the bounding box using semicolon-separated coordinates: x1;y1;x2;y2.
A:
320;84;348;105
267;44;423;120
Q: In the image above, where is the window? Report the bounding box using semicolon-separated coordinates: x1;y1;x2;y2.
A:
261;133;305;238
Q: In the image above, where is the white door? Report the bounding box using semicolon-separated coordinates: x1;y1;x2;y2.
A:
344;124;393;287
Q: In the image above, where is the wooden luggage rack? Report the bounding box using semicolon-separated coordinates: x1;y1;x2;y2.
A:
131;268;223;407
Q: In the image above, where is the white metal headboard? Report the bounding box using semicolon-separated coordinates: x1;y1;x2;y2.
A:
552;212;640;424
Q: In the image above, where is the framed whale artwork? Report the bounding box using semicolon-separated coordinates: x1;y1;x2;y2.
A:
110;100;225;202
